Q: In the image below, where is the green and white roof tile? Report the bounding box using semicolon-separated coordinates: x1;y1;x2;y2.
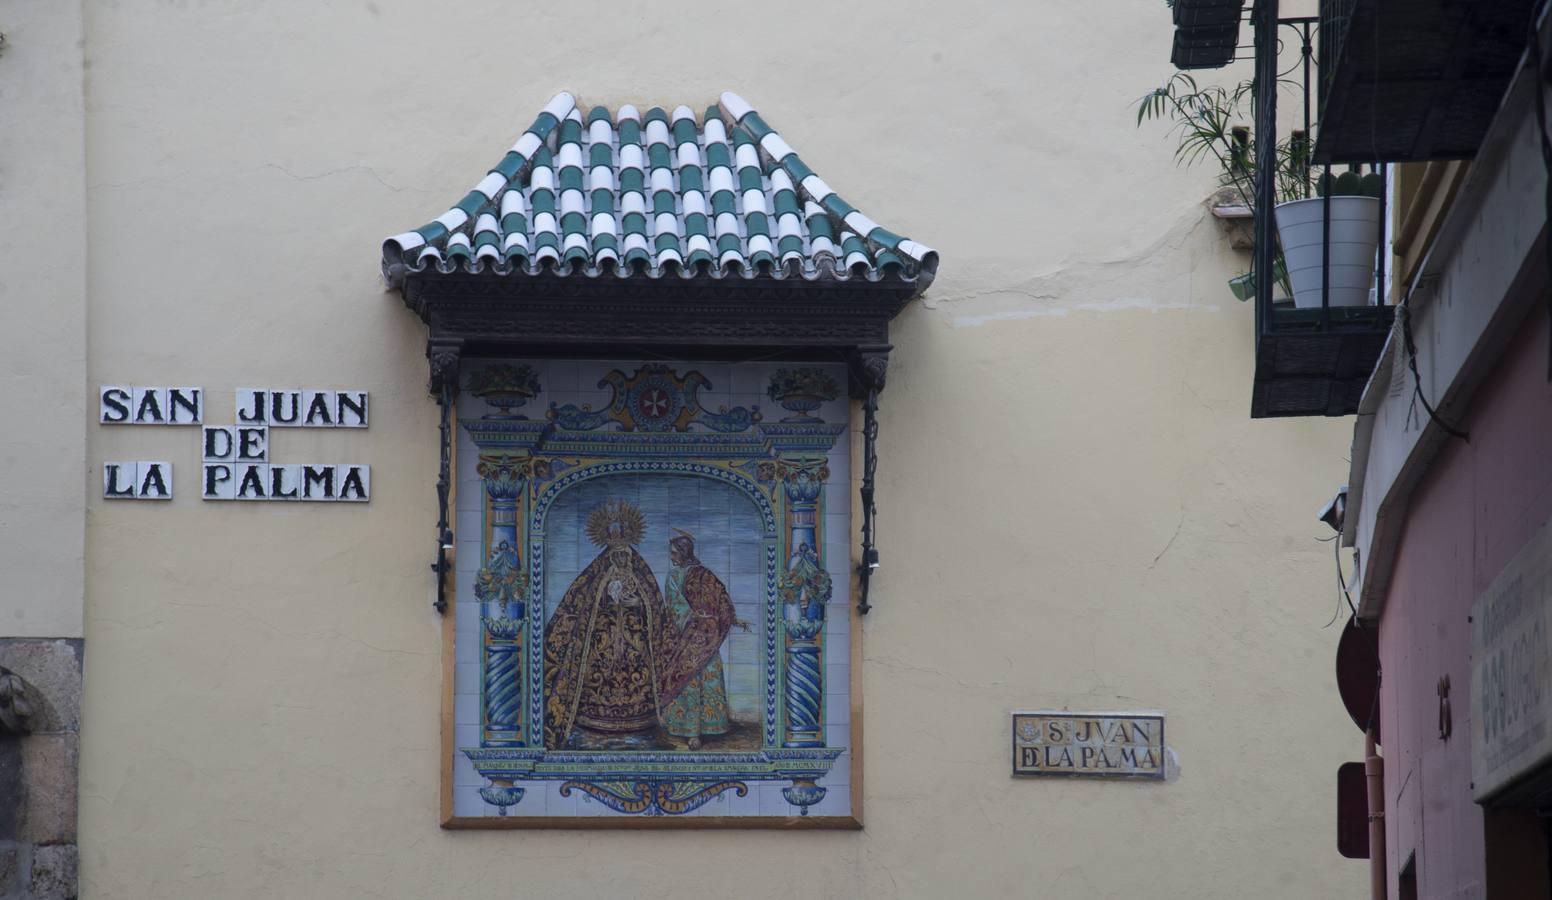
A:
382;92;938;295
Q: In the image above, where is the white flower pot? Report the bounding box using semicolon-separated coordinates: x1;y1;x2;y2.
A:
1273;196;1381;309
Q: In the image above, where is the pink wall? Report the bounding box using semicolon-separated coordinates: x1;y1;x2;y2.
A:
1378;314;1552;898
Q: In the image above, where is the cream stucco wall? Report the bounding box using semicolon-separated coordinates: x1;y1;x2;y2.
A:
1;0;87;639
66;0;1363;896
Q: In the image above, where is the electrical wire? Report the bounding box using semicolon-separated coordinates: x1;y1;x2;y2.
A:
1336;537;1361;626
1399;298;1471;442
1528;0;1552;380
1321;532;1345;628
1383;1;1552;441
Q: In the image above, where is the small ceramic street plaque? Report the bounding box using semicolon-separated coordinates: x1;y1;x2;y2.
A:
1012;711;1165;780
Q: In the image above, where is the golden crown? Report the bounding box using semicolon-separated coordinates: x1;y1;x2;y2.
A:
585;499;645;548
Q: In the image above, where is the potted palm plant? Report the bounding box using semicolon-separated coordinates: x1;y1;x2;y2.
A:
1138;72;1384;309
1137;73;1367;305
1274;170;1383;309
1137;74;1295;301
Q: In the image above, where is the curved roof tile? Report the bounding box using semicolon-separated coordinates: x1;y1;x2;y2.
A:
382;92;938;295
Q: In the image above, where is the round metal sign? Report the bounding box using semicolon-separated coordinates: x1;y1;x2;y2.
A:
1336;618;1381;744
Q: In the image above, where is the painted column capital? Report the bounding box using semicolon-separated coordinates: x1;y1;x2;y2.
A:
477;454;532;502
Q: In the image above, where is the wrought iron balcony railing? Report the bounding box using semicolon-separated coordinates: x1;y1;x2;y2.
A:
1248;1;1393;418
1166;0;1531;416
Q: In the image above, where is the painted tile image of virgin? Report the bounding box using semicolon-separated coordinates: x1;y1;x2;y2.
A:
543;499;753;751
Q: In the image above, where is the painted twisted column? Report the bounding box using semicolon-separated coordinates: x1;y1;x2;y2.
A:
476;455;528;747
782;462;827;748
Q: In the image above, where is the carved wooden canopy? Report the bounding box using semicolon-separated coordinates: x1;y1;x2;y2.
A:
384;92;937;616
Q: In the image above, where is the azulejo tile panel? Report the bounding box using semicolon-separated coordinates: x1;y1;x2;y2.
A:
452;358;852;821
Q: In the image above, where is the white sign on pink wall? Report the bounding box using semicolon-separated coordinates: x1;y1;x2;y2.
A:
1471;516;1552;802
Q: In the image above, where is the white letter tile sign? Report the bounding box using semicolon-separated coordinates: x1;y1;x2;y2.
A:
102;462;137;497
269;464;302;501
235;426;268;463
103;462;172;499
202;463;237;500
300;465;336;501
99;385;372;505
130;388;164;424
268;390;303;427
203;427;235;461
167;388;203;424
100;386;201;424
136;461;173;499
235;464;269;500
336;465;370;502
235;389;267;425
335;391;369;427
99;387;132;424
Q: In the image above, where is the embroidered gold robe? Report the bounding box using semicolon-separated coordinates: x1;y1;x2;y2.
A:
542;546;734;749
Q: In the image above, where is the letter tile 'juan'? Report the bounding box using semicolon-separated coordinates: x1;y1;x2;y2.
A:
335;391;369;428
302;390;335;427
236;389;267;424
269;390;303;427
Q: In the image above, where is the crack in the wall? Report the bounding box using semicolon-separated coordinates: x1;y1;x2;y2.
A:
926;203;1230;326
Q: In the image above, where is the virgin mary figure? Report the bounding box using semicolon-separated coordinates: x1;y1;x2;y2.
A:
542;499;735;750
542;499;669;749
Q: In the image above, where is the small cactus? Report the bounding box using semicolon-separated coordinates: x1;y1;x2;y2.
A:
1316;168;1383;199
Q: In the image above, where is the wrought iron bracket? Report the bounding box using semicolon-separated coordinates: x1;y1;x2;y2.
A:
429;340;462;614
848;345;890;615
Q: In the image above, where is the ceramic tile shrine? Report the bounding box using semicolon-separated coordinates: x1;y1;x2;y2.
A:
387;90;925;828
452;359;853;821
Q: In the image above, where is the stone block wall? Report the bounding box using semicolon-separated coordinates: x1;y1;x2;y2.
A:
0;639;81;900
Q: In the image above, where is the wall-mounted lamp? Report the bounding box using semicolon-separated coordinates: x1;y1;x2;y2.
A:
1319;486;1348;535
